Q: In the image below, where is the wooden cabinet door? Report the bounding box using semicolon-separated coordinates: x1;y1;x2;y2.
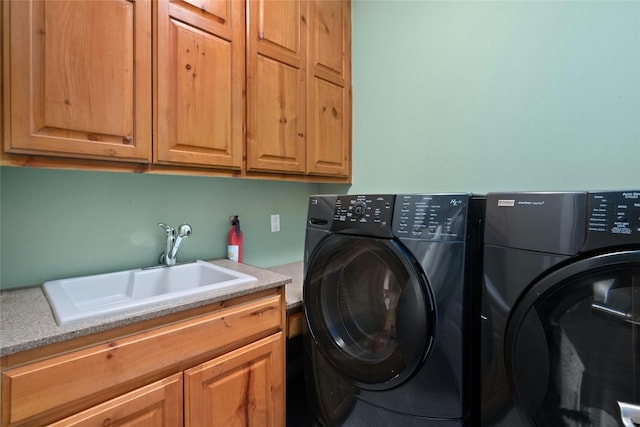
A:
48;373;183;427
184;333;285;427
246;0;306;174
306;0;351;177
155;0;244;169
5;0;152;162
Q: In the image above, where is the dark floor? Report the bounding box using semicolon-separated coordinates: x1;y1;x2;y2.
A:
286;336;320;427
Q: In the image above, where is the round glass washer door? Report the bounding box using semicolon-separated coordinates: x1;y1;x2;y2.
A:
505;251;640;427
304;233;436;391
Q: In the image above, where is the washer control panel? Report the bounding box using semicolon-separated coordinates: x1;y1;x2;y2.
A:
331;195;395;237
392;194;469;241
584;191;640;250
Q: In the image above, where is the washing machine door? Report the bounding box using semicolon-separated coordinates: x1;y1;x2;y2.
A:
505;250;640;427
304;233;436;391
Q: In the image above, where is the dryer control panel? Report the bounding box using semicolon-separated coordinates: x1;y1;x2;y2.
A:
584;191;640;250
331;194;395;237
392;194;469;241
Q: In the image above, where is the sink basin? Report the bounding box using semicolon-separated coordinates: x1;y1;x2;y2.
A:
43;261;258;325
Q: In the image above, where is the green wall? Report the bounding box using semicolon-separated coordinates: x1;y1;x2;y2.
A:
349;0;640;194
0;167;322;289
2;0;640;289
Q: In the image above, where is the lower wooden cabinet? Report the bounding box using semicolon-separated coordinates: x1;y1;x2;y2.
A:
1;289;285;427
46;333;284;427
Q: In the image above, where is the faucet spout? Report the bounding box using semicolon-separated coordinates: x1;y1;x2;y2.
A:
158;223;191;266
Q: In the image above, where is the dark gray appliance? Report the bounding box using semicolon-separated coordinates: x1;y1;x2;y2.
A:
480;191;640;427
303;194;485;426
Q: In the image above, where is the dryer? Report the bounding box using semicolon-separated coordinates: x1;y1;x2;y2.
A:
303;194;485;426
480;191;640;427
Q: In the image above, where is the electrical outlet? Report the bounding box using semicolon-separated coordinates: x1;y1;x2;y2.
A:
271;214;281;232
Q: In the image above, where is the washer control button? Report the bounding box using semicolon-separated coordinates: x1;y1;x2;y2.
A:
353;201;367;218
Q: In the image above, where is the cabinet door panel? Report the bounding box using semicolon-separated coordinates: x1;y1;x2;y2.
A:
310;0;347;85
257;0;301;65
48;373;183;427
184;333;284;427
249;56;305;173
306;0;351;177
156;0;243;169
43;3;132;137
174;21;231;151
247;0;306;173
168;0;233;41
6;0;152;161
308;78;348;176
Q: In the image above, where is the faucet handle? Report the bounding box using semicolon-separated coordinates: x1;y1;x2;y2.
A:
158;223;175;235
177;224;192;237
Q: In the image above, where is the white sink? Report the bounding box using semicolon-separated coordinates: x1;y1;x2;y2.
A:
43;261;258;325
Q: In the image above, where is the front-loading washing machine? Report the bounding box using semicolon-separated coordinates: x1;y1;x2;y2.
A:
303;193;485;426
480;191;640;427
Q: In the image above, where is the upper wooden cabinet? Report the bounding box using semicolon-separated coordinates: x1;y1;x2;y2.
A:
4;0;152;162
247;0;351;178
155;0;244;169
2;0;351;181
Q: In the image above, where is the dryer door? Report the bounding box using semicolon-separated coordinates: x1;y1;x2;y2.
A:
304;233;436;390
505;250;640;427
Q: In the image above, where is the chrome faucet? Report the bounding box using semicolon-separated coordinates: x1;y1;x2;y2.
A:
158;223;192;266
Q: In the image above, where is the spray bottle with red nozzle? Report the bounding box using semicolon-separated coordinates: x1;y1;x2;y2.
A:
227;215;243;262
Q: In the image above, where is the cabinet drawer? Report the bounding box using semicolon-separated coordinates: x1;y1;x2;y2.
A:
2;294;282;426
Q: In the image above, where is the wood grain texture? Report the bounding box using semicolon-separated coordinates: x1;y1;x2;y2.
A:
155;0;244;169
2;0;352;182
6;0;152;162
184;333;285;427
306;0;351;177
47;373;184;427
2;294;282;426
247;0;351;178
246;0;306;174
